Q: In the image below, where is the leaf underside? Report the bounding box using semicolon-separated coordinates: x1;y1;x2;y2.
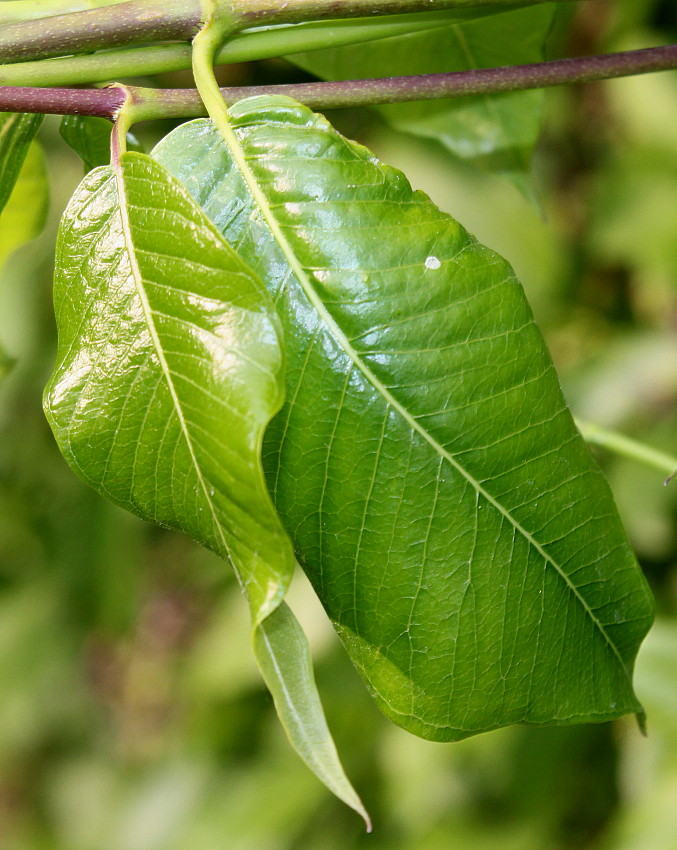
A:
154;97;654;741
43;152;368;822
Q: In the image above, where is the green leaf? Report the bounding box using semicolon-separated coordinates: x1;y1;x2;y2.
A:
289;5;555;193
0;141;49;270
154;97;654;741
43;151;368;823
0;112;43;215
59;115;142;174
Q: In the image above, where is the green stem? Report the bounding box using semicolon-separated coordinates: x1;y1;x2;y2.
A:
0;0;126;24
576;419;677;484
0;12;459;87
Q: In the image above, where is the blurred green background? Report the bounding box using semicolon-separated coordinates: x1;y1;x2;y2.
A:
0;0;676;847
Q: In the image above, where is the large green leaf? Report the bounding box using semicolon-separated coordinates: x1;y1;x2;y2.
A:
43;151;368;822
0;140;48;269
0;112;43;215
155;97;654;741
289;5;555;193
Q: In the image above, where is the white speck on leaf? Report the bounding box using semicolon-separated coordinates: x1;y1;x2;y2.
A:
425;256;441;270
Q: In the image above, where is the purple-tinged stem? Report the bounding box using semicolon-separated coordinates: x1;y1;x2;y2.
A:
201;43;677;108
0;84;125;116
1;44;675;119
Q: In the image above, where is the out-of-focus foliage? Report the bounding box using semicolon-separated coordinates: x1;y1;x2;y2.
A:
290;4;555;196
0;1;676;847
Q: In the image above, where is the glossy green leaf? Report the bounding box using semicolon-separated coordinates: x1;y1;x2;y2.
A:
289;5;554;192
43;151;367;823
0;112;43;215
0;141;48;269
59;115;142;174
155;97;654;741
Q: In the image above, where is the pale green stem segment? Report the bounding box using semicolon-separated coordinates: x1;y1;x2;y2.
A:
189;7;371;827
110;84;135;165
576;418;677;485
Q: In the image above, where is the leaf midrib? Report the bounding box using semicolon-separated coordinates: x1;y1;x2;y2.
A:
113;161;235;570
212;112;631;683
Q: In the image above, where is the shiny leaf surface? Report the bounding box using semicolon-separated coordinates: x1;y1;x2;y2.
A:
289;5;554;192
155;98;654;741
43;151;367;821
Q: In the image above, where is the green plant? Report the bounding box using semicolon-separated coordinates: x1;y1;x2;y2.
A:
1;0;676;828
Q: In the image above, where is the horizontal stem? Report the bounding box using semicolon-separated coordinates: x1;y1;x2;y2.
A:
0;12;460;87
0;83;125;116
0;0;202;63
231;0;573;27
206;43;677;107
2;45;675;118
576;419;677;484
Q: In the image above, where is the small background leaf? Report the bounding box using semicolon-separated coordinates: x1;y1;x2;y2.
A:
59;115;142;174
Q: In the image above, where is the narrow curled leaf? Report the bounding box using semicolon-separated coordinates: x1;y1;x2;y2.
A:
43;151;367;822
155;97;654;741
290;5;554;193
0;113;44;215
0;141;48;270
254;600;371;828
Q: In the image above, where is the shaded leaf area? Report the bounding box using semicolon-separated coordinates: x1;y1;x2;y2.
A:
155;98;653;741
289;5;554;194
42;152;367;821
0;112;43;215
0;141;49;270
59;115;143;174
